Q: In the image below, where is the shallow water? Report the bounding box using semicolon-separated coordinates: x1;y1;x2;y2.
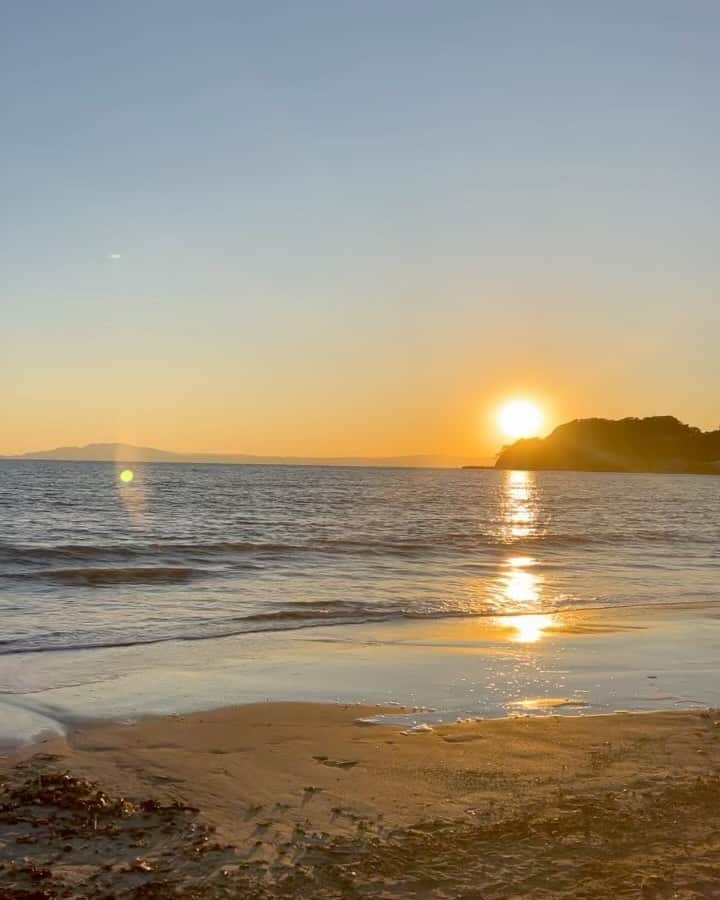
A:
1;603;719;747
1;461;719;656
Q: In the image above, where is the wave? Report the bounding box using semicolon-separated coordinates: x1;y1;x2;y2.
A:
1;527;714;571
23;567;194;586
3;595;717;658
0;541;296;564
236;600;395;624
0;607;402;656
0;538;422;566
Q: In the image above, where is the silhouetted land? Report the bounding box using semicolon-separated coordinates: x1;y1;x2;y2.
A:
493;416;720;474
1;443;481;469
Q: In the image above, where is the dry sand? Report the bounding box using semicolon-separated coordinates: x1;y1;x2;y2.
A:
2;702;720;898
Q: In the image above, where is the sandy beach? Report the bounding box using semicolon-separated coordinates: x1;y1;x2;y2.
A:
3;701;720;898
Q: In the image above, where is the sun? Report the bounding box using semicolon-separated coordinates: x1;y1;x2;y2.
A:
497;400;543;440
119;469;134;483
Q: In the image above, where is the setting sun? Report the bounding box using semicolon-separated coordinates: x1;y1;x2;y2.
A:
497;400;543;440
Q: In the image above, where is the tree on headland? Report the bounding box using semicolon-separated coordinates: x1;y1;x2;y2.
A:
495;416;720;474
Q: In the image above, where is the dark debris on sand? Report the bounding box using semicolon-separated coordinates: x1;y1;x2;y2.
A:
0;755;254;899
2;752;720;898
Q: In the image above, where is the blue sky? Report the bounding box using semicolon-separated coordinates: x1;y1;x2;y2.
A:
2;2;718;457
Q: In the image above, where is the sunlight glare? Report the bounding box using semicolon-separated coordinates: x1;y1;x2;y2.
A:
497;400;543;439
119;469;134;483
497;613;555;644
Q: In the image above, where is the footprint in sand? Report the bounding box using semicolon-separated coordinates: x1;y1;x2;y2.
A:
312;755;359;769
147;773;186;785
302;786;323;806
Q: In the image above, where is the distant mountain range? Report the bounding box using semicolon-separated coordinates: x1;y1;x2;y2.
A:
494;417;720;474
3;442;484;469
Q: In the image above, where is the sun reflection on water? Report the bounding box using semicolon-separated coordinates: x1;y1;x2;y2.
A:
499;470;539;541
490;471;554;640
502;565;540;604
495;612;556;643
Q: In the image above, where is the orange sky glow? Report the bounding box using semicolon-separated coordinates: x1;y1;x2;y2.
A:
3;5;718;462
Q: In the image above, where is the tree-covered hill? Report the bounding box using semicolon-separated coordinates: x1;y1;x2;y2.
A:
495;417;720;474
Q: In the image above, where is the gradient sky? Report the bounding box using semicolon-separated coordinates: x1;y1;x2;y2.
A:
3;1;718;460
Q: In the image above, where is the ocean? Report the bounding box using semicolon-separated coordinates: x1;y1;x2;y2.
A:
1;460;719;657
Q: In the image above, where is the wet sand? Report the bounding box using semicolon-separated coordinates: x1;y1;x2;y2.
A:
3;702;720;898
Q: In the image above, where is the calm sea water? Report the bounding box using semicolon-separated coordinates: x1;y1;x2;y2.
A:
1;461;718;656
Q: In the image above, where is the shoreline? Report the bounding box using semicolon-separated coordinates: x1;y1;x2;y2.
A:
3;595;718;658
3;702;720;897
2;599;720;751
